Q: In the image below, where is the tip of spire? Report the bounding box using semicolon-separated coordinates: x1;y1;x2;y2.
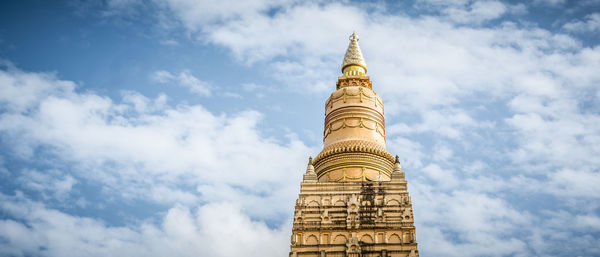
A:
341;32;367;76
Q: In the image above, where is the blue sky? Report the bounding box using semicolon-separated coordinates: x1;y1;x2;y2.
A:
1;0;600;256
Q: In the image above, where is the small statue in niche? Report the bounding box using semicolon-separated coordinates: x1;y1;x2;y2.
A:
376;207;385;222
402;207;412;220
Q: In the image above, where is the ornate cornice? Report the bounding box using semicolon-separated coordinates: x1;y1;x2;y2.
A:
334;76;373;90
313;141;395;166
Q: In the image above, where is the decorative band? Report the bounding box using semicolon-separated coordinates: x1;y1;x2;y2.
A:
326;87;383;110
313;143;395;165
323;117;386;138
324;167;391;182
325;106;384;125
314;153;395;180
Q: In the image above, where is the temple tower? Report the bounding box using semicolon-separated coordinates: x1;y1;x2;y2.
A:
289;33;419;257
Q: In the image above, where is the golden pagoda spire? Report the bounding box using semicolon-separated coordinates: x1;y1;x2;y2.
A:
341;32;367;76
310;32;394;183
289;34;419;257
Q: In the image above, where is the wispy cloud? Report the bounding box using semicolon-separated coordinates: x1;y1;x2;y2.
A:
0;193;289;257
0;64;313;249
151;70;211;96
563;13;600;33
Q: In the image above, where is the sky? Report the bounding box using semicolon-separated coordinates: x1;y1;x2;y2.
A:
0;0;599;256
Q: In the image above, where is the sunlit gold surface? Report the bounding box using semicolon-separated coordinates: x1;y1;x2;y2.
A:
317;35;391;181
341;32;367;75
290;160;419;257
289;33;418;257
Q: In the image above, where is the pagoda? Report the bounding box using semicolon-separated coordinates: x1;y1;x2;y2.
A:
289;33;419;257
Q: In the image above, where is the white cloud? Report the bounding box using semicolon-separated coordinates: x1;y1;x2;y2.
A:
506;93;600;173
387;108;484;139
160;39;179;46
574;214;600;230
563;13;600;33
413;187;531;256
0;63;76;113
386;136;425;169
240;83;267;98
0;193;289;257
17;169;77;201
221;91;243;98
160;0;282;31
421;164;459;189
0;65;313;223
432;143;453;162
241;83;262;92
121;90;168;113
151;70;211;96
432;0;509;24
532;0;567;7
547;169;600;198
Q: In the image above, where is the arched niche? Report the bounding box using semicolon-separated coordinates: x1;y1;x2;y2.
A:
333;234;347;244
360;234;373;243
306;235;319;245
388;233;401;243
307;200;320;207
386;199;400;205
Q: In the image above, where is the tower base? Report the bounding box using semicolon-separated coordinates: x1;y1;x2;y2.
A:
289;180;418;257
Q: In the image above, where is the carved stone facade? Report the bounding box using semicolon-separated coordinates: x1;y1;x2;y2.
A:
289;33;419;257
290;160;418;257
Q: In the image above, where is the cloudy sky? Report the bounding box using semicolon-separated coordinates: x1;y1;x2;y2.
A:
1;0;600;256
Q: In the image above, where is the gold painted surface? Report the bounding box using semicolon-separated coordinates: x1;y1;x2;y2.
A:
336;76;373;90
341;32;367;75
326;86;383;113
313;151;394;182
313;143;395;165
323;83;387;148
289;33;418;256
318;140;388;154
325;107;385;126
289;180;419;257
325;116;385;137
325;167;383;182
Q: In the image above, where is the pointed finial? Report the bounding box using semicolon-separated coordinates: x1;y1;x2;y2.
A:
392;154;405;180
306;156;315;174
341;32;367;76
303;156;317;181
